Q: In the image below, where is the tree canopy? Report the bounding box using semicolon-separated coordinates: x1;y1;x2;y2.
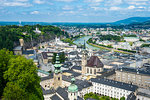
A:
0;25;66;51
52;52;66;64
0;49;43;100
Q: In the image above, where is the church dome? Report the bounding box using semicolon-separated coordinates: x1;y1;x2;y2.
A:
68;84;78;93
68;78;78;93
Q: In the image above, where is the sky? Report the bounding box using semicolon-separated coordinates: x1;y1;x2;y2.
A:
0;0;150;22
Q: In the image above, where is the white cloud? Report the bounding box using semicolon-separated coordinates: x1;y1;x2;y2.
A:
62;5;73;10
59;10;76;15
15;0;28;2
128;2;147;5
55;0;75;2
138;6;146;9
91;7;107;11
34;0;45;4
136;6;146;11
48;12;51;15
128;6;135;9
130;0;148;1
30;11;39;14
4;2;32;7
85;0;103;3
109;7;121;10
82;14;88;16
63;11;76;14
106;0;123;6
126;0;149;5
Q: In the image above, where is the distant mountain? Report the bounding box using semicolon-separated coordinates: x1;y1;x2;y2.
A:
126;20;150;29
113;17;150;25
1;17;150;27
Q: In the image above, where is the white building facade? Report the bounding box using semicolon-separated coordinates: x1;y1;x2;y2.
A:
90;78;138;100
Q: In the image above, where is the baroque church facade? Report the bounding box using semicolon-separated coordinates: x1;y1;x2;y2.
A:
81;45;104;76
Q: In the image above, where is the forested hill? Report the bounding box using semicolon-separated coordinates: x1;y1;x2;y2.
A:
126;20;150;29
0;25;68;51
113;17;150;25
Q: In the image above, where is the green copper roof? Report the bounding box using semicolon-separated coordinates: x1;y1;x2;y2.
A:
68;84;78;92
54;53;61;73
54;69;61;73
54;63;61;68
68;78;78;92
54;53;61;68
71;78;75;82
56;54;59;61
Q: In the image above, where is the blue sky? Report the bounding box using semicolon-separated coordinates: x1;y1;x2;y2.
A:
0;0;150;22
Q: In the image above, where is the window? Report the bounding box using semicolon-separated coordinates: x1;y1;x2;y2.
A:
58;77;60;80
94;69;96;74
87;68;89;73
90;69;92;74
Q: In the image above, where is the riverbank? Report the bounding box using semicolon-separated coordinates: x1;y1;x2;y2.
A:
73;35;101;50
61;35;86;45
87;41;133;54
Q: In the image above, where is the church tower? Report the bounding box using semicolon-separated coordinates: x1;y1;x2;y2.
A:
53;54;62;89
82;40;87;75
68;78;78;100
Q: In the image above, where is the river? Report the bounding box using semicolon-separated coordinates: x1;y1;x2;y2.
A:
73;36;101;50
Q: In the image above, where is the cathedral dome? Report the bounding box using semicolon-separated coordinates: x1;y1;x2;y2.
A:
68;84;78;93
68;78;78;93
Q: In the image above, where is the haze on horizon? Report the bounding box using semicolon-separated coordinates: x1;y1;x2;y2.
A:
0;0;150;23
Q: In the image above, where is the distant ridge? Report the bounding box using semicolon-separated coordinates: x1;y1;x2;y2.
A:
113;17;150;25
1;17;150;26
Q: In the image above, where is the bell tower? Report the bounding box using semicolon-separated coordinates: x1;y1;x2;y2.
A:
68;78;78;100
82;40;87;75
53;54;62;89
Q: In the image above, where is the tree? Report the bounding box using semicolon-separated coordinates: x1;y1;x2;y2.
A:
59;52;65;63
52;53;57;64
0;25;67;51
0;49;14;97
120;96;125;100
2;56;43;100
52;52;65;64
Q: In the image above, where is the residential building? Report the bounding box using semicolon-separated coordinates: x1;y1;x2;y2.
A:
115;67;150;89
